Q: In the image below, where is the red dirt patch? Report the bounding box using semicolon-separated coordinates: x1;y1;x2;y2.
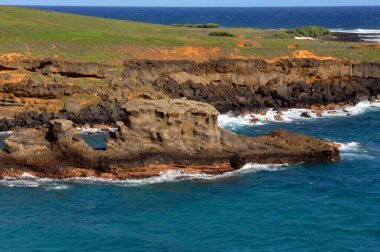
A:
287;44;298;49
31;18;66;27
132;46;222;62
236;41;246;48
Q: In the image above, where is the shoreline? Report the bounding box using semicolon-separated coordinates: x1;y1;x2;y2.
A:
2;99;379;136
0;99;340;180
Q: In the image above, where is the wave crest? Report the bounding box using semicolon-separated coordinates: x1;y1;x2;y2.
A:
0;164;288;188
218;101;380;129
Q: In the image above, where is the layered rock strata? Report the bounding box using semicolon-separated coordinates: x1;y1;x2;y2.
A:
1;56;379;130
123;58;380;112
0;99;340;179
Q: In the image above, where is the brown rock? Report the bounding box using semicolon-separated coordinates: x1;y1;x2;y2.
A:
274;111;284;121
0;99;341;179
301;112;311;118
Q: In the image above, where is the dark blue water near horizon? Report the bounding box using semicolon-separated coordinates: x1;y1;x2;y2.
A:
23;6;380;29
1;108;380;251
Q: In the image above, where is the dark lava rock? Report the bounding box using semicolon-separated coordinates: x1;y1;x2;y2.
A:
301;112;311;118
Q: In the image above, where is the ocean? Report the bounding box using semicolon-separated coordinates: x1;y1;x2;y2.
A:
24;6;380;30
1;103;380;251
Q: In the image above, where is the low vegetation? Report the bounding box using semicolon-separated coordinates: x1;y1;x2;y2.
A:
276;26;331;39
0;6;378;62
172;23;221;28
209;32;235;37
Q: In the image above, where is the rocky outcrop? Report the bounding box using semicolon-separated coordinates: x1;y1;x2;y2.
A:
0;56;110;78
0;99;128;131
1;56;379;130
0;99;340;179
0;55;111;103
123;58;380;112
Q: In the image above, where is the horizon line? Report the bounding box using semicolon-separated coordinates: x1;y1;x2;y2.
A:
8;4;380;8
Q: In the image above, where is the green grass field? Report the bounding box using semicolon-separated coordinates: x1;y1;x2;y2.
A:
0;5;379;63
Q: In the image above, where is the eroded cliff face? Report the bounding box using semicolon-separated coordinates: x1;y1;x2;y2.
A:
0;55;379;130
123;58;380;112
0;99;339;179
107;99;222;154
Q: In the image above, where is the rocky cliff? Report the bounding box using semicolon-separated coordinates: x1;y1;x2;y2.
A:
123;58;380;112
0;99;340;179
1;55;379;130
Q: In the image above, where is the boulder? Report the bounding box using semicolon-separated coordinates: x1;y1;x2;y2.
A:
64;102;81;115
107;99;223;154
3;129;50;155
301;112;311;118
49;119;74;142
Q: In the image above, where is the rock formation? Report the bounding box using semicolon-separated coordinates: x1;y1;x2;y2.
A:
0;99;340;179
123;58;380;112
1;56;379;130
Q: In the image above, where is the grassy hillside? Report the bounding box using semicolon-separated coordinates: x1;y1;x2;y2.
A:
0;6;379;63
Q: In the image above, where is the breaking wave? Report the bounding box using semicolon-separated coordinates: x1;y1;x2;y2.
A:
330;29;380;34
0;131;12;137
0;164;289;189
337;142;374;160
0;173;70;190
330;28;380;43
218;100;380;129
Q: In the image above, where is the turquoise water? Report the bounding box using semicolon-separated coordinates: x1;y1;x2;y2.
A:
1;107;380;251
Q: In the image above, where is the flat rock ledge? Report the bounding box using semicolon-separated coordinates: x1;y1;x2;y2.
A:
0;99;340;179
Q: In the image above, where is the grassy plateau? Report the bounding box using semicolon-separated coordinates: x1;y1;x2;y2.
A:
0;5;379;63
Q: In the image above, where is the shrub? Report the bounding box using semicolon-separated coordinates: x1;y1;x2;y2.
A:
172;23;221;28
209;31;235;37
275;26;331;38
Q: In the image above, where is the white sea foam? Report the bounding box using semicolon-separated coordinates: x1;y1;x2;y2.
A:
218;101;380;129
77;127;103;135
77;127;117;135
0;164;288;188
338;142;360;152
64;163;288;186
336;141;374;160
330;29;380;43
362;37;380;43
0;173;70;190
0;131;12;136
330;29;380;34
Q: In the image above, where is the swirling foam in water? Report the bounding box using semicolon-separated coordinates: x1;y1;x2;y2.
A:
66;163;288;187
0;173;70;190
337;142;374;160
0;164;288;188
218;101;380;128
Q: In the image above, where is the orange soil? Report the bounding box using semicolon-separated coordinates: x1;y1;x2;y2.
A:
350;43;380;49
236;41;246;48
31;18;66;27
132;46;222;62
267;50;336;63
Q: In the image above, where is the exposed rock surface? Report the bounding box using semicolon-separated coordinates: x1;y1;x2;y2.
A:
0;99;340;179
1;56;379;130
123;58;380;112
0;56;110;78
0;100;127;131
